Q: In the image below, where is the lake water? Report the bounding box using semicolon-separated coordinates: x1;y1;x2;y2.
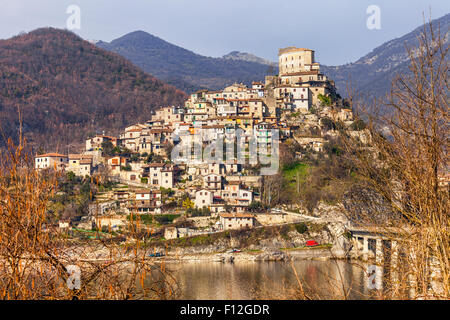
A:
153;260;380;300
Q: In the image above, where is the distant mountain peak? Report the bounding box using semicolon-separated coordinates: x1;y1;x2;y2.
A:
97;32;276;93
321;13;450;98
222;51;275;66
0;27;186;149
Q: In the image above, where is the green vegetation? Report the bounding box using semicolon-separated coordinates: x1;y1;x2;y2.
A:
146;153;165;163
350;119;366;131
318;93;332;106
274;135;360;213
140;177;148;184
320;117;345;131
47;172;93;222
295;222;308;234
153;214;181;225
248;201;267;212
186;207;211;217
182;198;194;211
156;223;328;249
101;141;122;156
121;164;132;171
127;214;153;225
282;162;310;193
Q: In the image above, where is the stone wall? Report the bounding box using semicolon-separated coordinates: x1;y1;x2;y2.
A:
255;213;304;225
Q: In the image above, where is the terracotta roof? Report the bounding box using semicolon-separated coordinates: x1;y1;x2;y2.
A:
69;154;93;160
202;125;225;129
134;189;161;194
36;153;67;158
102;135;117;140
220;213;255;218
148;163;166;168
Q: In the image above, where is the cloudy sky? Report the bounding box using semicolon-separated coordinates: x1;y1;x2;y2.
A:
0;0;448;65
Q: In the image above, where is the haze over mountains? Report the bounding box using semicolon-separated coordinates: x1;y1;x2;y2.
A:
0;28;186;151
97;31;276;93
98;13;449;98
321;13;450;99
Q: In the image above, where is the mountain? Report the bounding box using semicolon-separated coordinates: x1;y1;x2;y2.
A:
222;51;275;66
97;31;276;93
0;28;187;151
321;13;450;99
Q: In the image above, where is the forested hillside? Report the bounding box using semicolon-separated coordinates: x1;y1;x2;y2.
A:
0;28;187;152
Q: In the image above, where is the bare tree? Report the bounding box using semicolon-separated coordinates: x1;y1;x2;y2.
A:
342;17;449;299
0;137;178;300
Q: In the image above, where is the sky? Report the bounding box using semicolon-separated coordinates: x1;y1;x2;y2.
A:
0;0;449;65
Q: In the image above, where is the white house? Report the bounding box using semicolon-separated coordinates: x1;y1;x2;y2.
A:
194;189;213;209
35;153;68;171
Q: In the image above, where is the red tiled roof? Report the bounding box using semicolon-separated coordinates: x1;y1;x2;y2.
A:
220;213;255;218
36;153;67;158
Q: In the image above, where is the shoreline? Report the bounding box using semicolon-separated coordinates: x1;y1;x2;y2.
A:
151;247;344;263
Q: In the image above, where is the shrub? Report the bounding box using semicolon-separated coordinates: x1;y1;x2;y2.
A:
121;164;132;171
350;119;366;131
186;207;211;217
248;201;265;212
295;222;308;234
153;214;181;225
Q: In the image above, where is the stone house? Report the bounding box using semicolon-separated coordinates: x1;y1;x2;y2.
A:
219;213;255;230
67;154;93;176
35;153;68;171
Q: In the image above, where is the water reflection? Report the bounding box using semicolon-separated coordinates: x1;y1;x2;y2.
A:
147;260;382;300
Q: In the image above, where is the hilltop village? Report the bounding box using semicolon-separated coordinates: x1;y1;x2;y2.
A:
35;47;362;239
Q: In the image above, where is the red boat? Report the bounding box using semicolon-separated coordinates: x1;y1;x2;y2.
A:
306;240;319;247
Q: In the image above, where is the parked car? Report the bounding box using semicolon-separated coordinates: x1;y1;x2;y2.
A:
270;208;282;213
229;249;242;253
306;240;319;247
